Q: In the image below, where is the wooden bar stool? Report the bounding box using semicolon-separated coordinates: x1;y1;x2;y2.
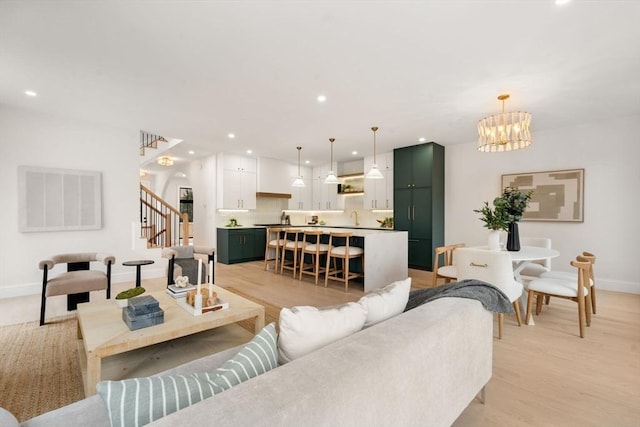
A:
298;230;330;285
264;227;286;272
324;232;364;292
280;229;303;277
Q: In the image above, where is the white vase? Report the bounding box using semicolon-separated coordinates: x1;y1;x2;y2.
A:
488;230;501;251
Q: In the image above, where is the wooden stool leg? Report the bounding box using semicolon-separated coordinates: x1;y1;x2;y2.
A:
344;257;350;292
498;313;504;339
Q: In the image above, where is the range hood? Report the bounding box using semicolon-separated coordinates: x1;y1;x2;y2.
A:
256;192;292;199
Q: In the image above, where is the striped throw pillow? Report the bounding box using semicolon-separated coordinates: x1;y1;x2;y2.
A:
97;322;277;427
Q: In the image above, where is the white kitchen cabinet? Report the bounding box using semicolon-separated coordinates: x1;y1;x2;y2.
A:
217;153;257;210
363;152;393;210
288;164;312;210
312;165;340;210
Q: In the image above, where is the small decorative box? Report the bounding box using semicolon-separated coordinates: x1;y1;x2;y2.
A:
127;295;160;316
122;305;164;330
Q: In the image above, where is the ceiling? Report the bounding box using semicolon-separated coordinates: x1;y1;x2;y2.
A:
2;1;639;171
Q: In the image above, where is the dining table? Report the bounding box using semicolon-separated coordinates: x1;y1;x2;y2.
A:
472;245;560;325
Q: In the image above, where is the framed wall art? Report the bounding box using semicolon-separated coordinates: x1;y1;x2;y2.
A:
18;166;102;232
501;168;584;222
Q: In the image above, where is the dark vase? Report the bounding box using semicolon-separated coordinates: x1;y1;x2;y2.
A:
506;222;521;251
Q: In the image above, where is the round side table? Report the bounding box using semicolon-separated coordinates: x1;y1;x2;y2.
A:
122;259;155;288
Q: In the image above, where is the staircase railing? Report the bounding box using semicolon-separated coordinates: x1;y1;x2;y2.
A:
140;184;189;248
140;130;167;156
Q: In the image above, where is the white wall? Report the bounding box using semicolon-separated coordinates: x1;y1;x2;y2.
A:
0;106;148;297
445;115;640;293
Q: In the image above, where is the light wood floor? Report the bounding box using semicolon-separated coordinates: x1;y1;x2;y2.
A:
2;261;639;426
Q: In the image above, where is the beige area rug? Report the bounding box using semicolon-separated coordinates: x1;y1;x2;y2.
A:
0;315;84;423
0;290;280;423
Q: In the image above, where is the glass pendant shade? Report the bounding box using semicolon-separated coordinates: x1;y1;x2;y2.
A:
324;138;339;184
324;171;339;184
292;146;305;187
366;126;384;179
366;164;384;179
477;94;532;152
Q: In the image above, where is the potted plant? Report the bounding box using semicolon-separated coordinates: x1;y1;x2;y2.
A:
474;201;508;250
495;187;533;251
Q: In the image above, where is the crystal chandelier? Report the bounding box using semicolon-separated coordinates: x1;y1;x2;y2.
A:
157;156;174;166
477;94;532;152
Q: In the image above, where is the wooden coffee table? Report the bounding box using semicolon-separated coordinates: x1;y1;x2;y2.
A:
76;286;265;396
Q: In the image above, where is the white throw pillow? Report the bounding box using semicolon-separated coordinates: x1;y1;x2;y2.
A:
359;277;412;327
278;302;367;364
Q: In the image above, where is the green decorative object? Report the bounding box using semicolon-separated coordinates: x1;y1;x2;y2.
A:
116;287;146;300
474;201;509;231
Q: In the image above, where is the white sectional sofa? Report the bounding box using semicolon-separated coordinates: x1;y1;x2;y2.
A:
9;297;493;427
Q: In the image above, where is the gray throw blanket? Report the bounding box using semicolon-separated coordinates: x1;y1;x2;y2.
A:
404;279;515;314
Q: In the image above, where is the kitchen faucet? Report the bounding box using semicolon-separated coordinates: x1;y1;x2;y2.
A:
350;210;360;227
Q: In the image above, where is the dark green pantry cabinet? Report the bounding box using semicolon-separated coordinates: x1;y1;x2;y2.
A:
393;143;444;269
217;227;266;264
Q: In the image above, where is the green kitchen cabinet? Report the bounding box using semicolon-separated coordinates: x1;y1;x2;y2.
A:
217;227;266;264
393;143;444;270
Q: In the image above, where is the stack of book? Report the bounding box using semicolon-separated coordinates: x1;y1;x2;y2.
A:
166;283;196;299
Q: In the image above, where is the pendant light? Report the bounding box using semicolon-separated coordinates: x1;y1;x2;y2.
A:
324;138;339;184
366;126;384;179
292;146;305;187
477;94;532;152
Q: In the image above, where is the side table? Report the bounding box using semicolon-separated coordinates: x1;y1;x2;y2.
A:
122;259;155;287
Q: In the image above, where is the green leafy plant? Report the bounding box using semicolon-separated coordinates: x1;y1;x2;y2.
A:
474;201;509;231
475;187;534;230
496;187;533;222
377;216;394;228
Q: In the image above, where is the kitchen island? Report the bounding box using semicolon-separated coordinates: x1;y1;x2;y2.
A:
262;225;408;293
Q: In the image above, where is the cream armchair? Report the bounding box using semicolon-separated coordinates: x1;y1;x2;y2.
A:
38;252;115;326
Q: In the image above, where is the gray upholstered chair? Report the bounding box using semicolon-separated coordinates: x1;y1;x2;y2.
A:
162;245;215;286
38;252;115;325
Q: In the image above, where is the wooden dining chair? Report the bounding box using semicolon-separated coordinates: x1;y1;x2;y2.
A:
455;248;523;339
432;243;465;286
539;251;597;314
526;258;592;338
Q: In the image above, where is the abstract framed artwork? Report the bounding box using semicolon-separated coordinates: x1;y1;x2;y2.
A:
501;168;584;222
18;166;102;232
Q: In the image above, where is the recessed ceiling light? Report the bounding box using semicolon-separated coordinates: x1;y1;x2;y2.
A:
25;90;37;97
188;150;195;155
418;137;426;142
246;149;253;154
228;133;235;139
352;151;358;155
305;160;310;164
555;0;570;5
317;95;327;103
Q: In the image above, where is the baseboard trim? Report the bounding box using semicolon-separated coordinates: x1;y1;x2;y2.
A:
0;267;167;299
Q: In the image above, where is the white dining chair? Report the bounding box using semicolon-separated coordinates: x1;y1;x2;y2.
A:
455;248;523;339
526;257;592;338
518;237;552;280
